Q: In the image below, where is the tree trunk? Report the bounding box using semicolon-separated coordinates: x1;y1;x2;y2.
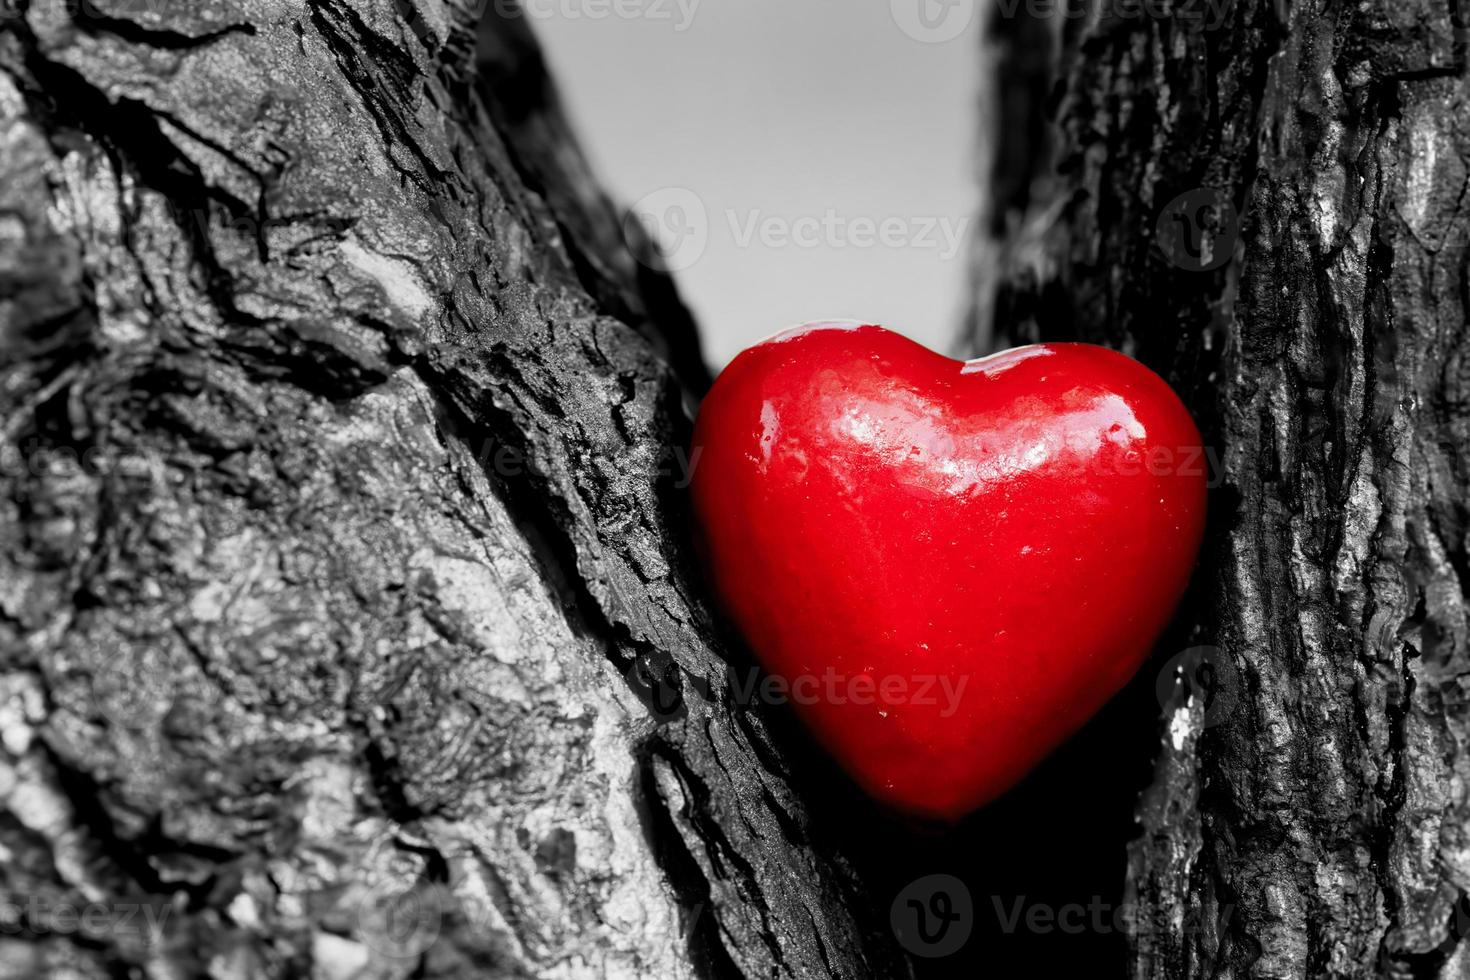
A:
0;2;908;977
973;0;1470;976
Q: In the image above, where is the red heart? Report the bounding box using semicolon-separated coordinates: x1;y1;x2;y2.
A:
690;323;1206;821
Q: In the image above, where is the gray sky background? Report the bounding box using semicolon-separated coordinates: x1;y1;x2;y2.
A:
529;0;981;366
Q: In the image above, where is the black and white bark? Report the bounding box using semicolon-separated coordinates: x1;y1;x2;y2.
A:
0;2;909;977
973;0;1470;976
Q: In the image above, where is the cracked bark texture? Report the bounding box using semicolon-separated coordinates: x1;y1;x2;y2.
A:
972;0;1470;976
0;1;909;977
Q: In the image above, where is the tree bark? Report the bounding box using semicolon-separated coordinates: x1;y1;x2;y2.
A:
973;0;1470;976
0;2;908;977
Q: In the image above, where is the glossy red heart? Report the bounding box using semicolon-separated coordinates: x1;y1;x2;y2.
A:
690;323;1206;821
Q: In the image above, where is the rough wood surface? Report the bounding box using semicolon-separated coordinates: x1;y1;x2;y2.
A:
972;0;1470;976
0;2;907;977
